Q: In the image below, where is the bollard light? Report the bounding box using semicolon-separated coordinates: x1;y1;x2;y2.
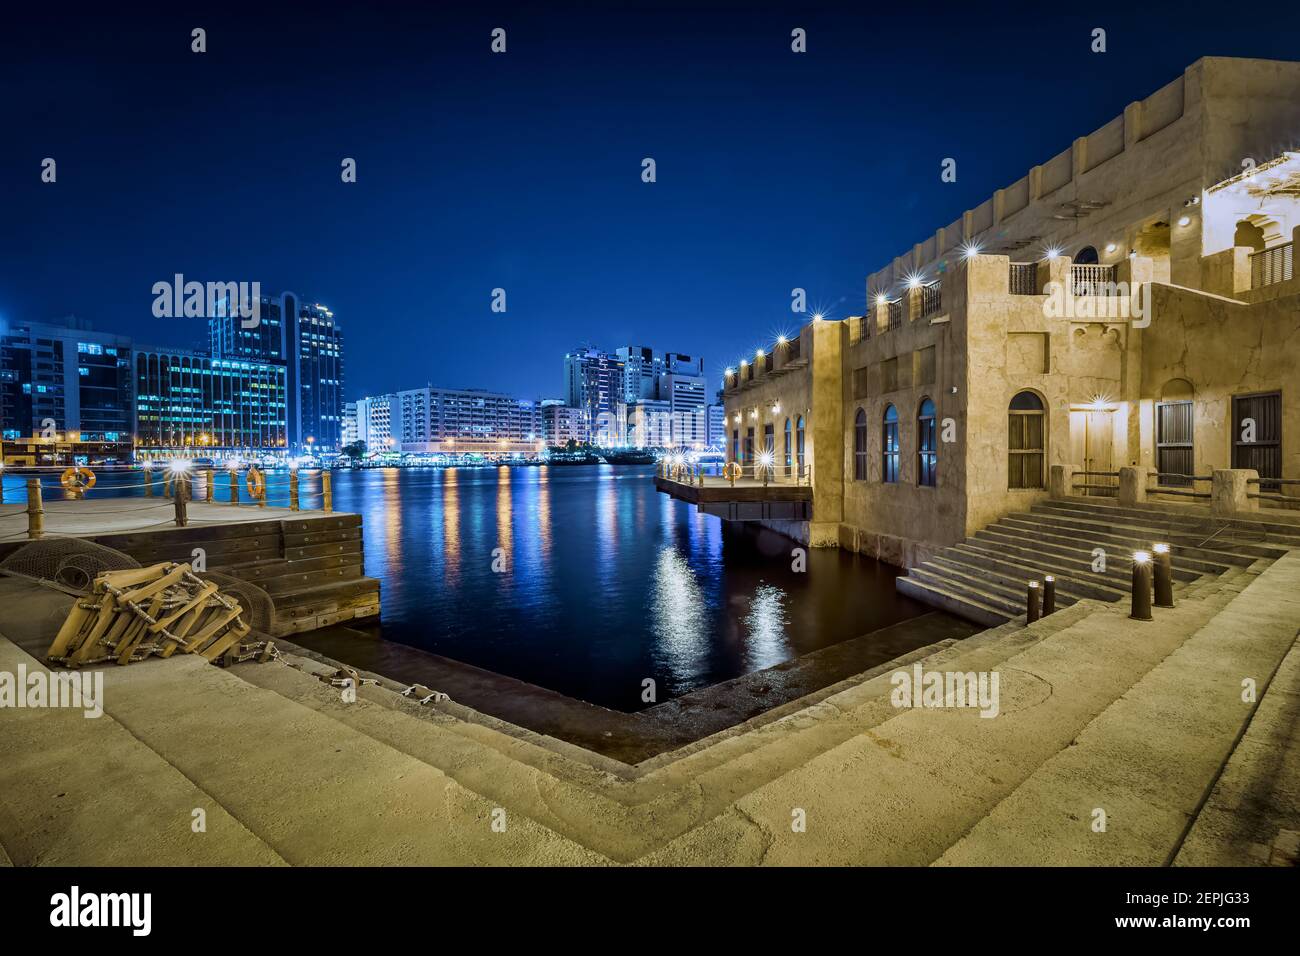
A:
1042;575;1056;615
1130;551;1153;621
1026;580;1041;623
1152;543;1174;608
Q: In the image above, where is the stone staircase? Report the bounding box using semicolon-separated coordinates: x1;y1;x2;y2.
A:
1;548;1297;866
897;496;1300;626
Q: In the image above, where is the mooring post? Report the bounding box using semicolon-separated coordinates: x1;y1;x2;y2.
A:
143;465;153;497
229;469;239;505
1026;580;1041;623
173;473;189;527
290;469;300;511
322;470;333;512
26;478;44;539
1152;543;1174;608
205;468;215;502
1130;551;1153;621
1042;575;1056;616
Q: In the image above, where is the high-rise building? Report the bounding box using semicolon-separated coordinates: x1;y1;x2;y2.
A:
615;346;662;403
210;291;344;452
354;395;392;451
540;399;585;446
341;401;359;447
0;317;133;443
564;348;624;444
134;348;288;453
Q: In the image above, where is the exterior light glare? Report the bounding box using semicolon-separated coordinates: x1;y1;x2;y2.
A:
812;312;824;321
1105;243;1117;254
1177;215;1191;227
168;459;192;475
777;335;787;345
757;450;774;468
906;274;922;290
1153;542;1170;555
875;293;889;306
1044;246;1062;261
959;241;981;261
1133;550;1152;565
755;348;765;359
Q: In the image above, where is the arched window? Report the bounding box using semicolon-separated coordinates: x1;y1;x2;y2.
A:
1074;245;1099;264
853;408;868;480
917;398;937;486
796;416;806;478
1008;391;1045;489
882;404;900;482
783;418;792;476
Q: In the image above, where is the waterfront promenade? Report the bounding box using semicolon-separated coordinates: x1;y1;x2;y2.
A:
2;546;1297;866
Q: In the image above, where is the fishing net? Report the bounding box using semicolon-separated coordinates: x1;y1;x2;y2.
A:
0;539;142;591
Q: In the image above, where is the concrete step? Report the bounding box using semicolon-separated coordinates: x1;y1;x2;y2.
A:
1038;498;1300;543
975;526;1202;583
909;566;1038;618
896;574;1014;627
947;542;1127;601
92;651;605;865
935;552;1300;866
999;514;1253;570
0;634;285;866
923;556;1094;611
1033;500;1300;553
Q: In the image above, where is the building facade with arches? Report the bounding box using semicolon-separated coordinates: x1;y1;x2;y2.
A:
724;56;1300;567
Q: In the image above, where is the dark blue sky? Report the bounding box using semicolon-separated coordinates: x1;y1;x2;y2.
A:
4;1;1298;401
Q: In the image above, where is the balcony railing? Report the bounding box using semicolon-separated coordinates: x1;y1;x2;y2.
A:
1070;263;1118;296
887;299;903;330
920;281;943;318
1009;262;1038;295
1251;241;1294;289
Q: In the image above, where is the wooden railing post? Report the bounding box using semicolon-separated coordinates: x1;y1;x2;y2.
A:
322;470;333;513
290;470;300;511
26;478;44;539
229;469;239;505
143;465;154;497
173;473;189;527
205;468;215;502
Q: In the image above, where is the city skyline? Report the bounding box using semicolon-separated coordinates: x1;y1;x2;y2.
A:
8;4;1300;401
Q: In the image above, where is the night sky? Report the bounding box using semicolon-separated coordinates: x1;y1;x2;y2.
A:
4;1;1299;401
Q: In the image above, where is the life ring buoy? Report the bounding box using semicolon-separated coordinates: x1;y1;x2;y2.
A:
245;466;266;498
60;467;96;491
723;461;742;482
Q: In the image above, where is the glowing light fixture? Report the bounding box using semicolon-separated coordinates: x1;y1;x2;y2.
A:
755;348;765;359
1177;215;1191;227
812;312;824;321
776;335;787;345
757;450;774;468
906;273;922;290
1133;550;1151;565
167;459;192;475
1044;245;1062;261
959;241;982;261
1105;243;1117;254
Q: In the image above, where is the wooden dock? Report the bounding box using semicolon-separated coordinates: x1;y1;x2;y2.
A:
0;502;379;637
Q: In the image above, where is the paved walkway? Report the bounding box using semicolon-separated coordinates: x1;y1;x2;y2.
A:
1;553;1297;865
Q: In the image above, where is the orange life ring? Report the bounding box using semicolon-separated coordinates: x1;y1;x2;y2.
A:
60;466;96;490
245;466;266;498
723;461;742;481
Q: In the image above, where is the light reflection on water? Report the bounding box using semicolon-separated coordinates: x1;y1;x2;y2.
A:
325;464;928;711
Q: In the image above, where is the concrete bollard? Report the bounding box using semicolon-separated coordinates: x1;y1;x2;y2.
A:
26;478;44;540
1042;575;1056;615
1049;464;1076;499
1212;468;1258;516
1026;581;1041;623
1130;551;1153;621
1152;543;1174;608
1118;466;1149;507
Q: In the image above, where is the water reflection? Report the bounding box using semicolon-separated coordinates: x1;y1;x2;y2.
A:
316;465;931;711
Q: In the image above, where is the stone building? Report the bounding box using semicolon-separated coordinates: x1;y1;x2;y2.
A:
722;56;1300;566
